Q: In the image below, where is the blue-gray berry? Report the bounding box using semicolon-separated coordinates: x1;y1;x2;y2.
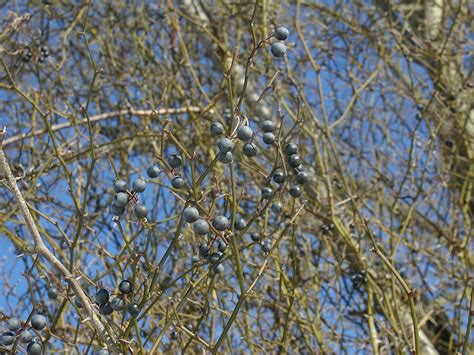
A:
273;170;285;184
168;154;182;168
235;217;246;230
99;302;113;315
261;240;272;253
275;26;289;40
208;252;222;264
133;204;148;219
237;126;253;141
95;288;109;304
115;192;129;207
171;176;185;189
27;341;42;355
262;132;276;145
199;243;210;257
212;215;229;231
127;303;140;317
7;318;21;331
271;201;283;214
214;263;225;274
217;137;234;153
288;154;301;167
296;171;309;184
0;332;15;346
110;204;125;216
183;206;200;223
261;187;274;199
119;280;132;294
111;297;125;311
211;122;225;136
194;219;210;235
242;143;257;157
132;178;146;193
284;143;298;156
47;287;59;299
271;42;286;57
250;234;260;242
19;329;34;343
147;165;160;178
261;120;276;132
114;179;128;193
289;185;302;198
218;151;233;164
30;315;47;330
217;241;227;253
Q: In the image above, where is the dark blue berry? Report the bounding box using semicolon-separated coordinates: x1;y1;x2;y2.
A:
30;315;47;330
127;303;140;317
114;179;128;193
208;252;222;264
99;302;113;315
289;185;301;198
119;280;132;294
7;318;21;331
296;171;309;184
235;217;246;230
261;240;272;253
132;178;146;193
288;154;301;167
262;132;276;145
0;332;15;346
217;138;234;153
242;143;257;157
275;26;289;40
214;264;225;274
212;215;229;231
261;187;273;199
250;234;260;242
47;287;59;299
110;204;125;216
237;126;253;141
168;154;182;168
218;151;233;164
271;201;283;214
273;170;285;184
261;120;276;132
284;143;298;156
171;176;185;189
27;341;42;355
147;165;160;178
115;192;129;207
211;122;225;136
183;207;200;223
133;204;148;219
111;297;125;311
217;241;227;253
199;243;210;257
19;329;34;343
95;288;109;304
271;42;286;57
194;219;210;235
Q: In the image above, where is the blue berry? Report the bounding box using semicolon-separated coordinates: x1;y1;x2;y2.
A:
237;126;253;141
218;151;233;164
284;143;298;156
261;240;272;253
27;341;42;355
110;204;125;216
261;120;276;132
127;303;140;317
194;219;210;235
0;332;15;346
262;132;276;145
271;201;283;214
288;154;301;167
30;315;47;330
171;176;185;189
147;165;160;178
19;329;34;343
250;234;260;242
111;297;125;311
183;207;200;223
214;263;225;274
261;187;274;199
242;143;257;157
119;280;132;294
273;170;285;184
95;288;109;304
99;302;113;315
208;252;222;264
114;179;128;193
47;287;59;299
289;185;302;198
7;318;21;331
275;26;289;40
217;137;234;153
211;122;225;136
168;154;182;168
133;204;148;219
296;171;309;184
271;42;286;57
199;243;210;257
212;215;229;231
132;178;146;193
114;192;129;207
192;255;200;264
235;217;246;230
217;241;227;253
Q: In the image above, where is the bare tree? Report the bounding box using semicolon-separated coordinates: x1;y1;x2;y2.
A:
0;1;471;354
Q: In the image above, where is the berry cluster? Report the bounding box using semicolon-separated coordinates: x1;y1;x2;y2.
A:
271;26;289;57
110;163;161;219
0;315;47;354
22;45;50;63
91;280;139;318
